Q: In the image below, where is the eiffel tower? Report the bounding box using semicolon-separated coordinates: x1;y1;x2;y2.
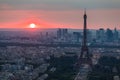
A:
76;10;92;67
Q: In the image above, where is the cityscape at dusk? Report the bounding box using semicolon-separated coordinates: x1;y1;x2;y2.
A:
0;0;120;80
0;0;120;29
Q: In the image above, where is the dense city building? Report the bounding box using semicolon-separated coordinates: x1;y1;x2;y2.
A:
96;28;105;43
72;32;82;43
0;12;119;80
113;28;119;42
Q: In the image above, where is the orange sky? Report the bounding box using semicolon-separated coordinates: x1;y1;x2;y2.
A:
0;0;120;29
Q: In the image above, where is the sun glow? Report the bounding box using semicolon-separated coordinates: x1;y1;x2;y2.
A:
29;23;36;28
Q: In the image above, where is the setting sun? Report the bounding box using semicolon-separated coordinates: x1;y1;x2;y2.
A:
29;23;36;28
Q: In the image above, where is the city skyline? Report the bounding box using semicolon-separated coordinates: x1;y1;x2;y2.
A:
0;0;120;29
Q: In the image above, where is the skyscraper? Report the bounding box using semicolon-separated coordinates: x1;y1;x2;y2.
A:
96;28;105;42
114;28;119;41
57;28;68;39
106;28;114;42
73;32;81;43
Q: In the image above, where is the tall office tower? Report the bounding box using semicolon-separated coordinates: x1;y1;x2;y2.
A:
57;29;62;38
87;29;93;43
114;28;119;41
57;29;68;39
76;10;92;67
96;28;105;42
73;32;81;43
63;29;68;35
106;28;114;42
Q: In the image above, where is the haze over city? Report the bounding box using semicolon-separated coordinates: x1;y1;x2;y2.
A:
1;0;120;80
0;0;120;29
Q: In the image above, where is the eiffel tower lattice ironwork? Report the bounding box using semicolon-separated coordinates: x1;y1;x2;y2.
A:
76;10;92;67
